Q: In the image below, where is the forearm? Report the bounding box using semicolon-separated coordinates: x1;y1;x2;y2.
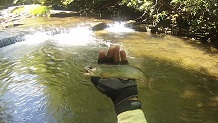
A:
115;97;147;123
117;109;147;123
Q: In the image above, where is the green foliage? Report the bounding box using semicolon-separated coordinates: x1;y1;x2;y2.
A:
153;11;168;25
0;0;13;8
30;6;50;15
122;0;153;11
12;6;24;14
12;5;50;16
38;0;74;7
62;0;74;6
0;0;13;5
122;0;218;45
170;0;218;42
173;0;217;26
0;0;75;8
13;0;41;4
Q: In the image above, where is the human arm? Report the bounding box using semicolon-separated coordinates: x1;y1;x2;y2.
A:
91;46;147;123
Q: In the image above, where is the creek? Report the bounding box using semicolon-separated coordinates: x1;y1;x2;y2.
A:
0;17;218;123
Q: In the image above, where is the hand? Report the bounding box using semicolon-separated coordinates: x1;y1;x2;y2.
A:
91;46;139;105
97;45;129;65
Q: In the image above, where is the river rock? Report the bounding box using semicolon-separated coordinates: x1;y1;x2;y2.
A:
50;10;79;17
123;20;136;28
91;22;108;31
133;24;149;32
3;22;24;28
0;18;5;23
124;20;151;32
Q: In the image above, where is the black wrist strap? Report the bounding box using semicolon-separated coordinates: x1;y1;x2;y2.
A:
115;100;142;115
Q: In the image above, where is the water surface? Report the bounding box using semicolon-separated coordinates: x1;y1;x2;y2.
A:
0;17;217;123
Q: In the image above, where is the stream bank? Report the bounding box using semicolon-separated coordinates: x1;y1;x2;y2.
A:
1;4;217;52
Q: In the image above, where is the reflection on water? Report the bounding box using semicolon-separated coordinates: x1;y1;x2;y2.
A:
0;17;218;123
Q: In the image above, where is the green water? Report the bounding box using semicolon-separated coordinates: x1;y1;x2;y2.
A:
0;17;217;123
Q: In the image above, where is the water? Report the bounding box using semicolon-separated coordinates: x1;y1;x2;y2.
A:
0;17;218;123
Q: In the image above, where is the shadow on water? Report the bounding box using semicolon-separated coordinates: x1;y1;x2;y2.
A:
128;57;218;123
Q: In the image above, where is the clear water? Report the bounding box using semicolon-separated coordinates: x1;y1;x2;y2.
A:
0;17;217;123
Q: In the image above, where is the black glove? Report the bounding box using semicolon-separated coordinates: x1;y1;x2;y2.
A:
91;77;138;105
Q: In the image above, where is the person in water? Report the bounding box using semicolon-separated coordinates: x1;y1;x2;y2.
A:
91;45;147;123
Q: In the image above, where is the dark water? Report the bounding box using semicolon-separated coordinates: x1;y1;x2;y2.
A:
0;17;218;123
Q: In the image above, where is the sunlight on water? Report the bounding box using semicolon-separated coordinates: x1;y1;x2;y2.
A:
17;26;95;46
106;22;135;33
23;32;53;44
55;26;95;46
